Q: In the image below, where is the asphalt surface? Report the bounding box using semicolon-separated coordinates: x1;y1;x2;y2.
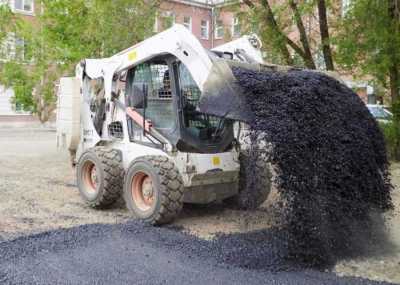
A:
0;221;393;285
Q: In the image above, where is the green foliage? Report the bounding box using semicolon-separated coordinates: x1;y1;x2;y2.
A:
239;3;292;65
1;0;157;122
0;61;34;112
380;121;400;160
235;8;275;62
237;0;332;67
0;4;15;42
379;100;400;160
0;4;22;59
41;0;157;64
162;15;175;30
336;0;400;90
336;0;400;158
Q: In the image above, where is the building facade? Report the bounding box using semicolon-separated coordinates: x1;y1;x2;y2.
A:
0;0;38;116
155;0;241;49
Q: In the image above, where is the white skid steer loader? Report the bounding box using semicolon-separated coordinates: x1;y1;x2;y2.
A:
57;24;273;225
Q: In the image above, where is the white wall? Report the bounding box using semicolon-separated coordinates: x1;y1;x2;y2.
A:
0;85;17;115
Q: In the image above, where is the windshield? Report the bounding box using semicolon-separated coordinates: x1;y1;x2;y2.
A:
367;106;392;120
126;61;175;133
178;63;226;142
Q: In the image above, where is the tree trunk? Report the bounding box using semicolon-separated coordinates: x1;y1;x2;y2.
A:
260;0;293;65
288;0;316;69
389;65;400;104
388;0;400;102
388;0;400;160
317;0;334;70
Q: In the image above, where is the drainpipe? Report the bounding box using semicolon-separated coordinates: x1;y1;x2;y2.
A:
211;6;214;48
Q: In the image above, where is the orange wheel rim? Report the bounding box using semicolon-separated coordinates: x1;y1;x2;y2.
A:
83;161;97;194
131;172;155;211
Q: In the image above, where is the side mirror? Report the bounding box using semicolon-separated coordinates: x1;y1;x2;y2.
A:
132;84;148;109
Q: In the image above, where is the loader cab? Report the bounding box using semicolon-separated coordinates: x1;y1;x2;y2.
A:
124;55;234;153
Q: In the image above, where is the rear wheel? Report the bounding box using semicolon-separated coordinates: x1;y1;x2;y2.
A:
226;150;272;210
124;156;184;225
76;147;123;208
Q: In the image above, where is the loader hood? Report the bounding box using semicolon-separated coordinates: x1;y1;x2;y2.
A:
198;60;254;124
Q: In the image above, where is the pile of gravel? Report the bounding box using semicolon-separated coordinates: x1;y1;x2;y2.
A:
0;222;390;284
232;67;393;268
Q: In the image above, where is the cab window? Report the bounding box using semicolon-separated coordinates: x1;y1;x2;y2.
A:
126;61;175;135
178;63;224;142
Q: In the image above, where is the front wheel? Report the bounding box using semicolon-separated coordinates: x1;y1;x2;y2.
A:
123;156;184;225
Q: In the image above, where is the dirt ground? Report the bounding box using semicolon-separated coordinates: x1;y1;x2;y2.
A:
0;128;399;283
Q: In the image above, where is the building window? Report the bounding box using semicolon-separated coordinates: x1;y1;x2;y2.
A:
183;16;192;31
15;36;25;60
0;34;13;60
200;20;209;40
15;102;24;112
215;20;224;39
0;33;25;61
232;17;240;37
161;11;175;30
14;0;34;14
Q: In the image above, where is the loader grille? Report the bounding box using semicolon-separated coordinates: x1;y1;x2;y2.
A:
151;64;172;99
108;121;124;139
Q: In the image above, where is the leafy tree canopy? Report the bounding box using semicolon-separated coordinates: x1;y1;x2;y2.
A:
0;4;13;42
41;0;157;67
0;0;157;122
336;0;400;101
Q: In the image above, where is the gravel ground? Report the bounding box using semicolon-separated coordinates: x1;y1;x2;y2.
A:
0;128;399;284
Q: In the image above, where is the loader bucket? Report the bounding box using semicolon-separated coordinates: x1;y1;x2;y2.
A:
198;60;254;123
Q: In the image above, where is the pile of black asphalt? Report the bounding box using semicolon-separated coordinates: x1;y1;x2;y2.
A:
231;67;393;268
0;221;394;285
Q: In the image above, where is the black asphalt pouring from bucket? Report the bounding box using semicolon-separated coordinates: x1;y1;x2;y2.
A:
232;67;394;268
0;68;396;285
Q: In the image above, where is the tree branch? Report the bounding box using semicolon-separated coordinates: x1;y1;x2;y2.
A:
242;0;254;9
259;0;293;65
288;0;316;69
388;0;400;101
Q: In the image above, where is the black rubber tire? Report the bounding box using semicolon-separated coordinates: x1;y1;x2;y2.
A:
76;147;123;208
226;150;272;210
124;156;184;225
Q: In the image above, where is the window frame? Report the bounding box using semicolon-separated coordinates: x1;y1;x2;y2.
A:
183;16;192;31
14;35;25;61
125;59;177;139
0;32;25;61
174;61;234;153
161;11;176;30
231;17;240;37
200;20;209;40
215;20;224;39
14;0;34;15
